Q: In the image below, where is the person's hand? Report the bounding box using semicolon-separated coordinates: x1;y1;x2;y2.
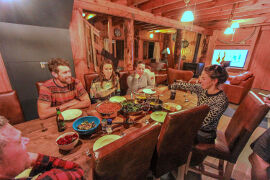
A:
134;73;140;79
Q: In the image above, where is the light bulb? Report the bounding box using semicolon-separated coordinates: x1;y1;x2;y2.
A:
150;33;154;38
224;27;234;34
231;22;240;29
181;11;194;22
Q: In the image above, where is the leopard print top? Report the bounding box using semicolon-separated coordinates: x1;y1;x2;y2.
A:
174;82;228;132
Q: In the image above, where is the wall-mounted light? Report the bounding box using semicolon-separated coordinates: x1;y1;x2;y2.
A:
86;14;96;20
150;33;154;39
167;47;171;55
82;13;86;17
181;0;194;22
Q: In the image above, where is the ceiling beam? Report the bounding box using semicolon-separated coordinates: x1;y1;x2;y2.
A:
194;9;270;23
162;0;253;18
152;0;212;15
74;0;208;34
138;0;182;11
127;0;150;6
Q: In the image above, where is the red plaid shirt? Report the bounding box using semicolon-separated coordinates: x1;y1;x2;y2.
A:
38;78;87;107
16;154;84;180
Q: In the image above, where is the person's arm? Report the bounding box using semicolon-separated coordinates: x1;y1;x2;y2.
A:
146;73;155;89
174;81;202;94
31;154;84;180
37;86;69;120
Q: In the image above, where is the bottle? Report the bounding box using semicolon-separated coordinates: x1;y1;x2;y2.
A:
170;80;176;100
56;108;66;132
106;119;113;134
101;119;107;132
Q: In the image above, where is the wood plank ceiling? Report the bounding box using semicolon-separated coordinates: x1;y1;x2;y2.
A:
111;0;270;30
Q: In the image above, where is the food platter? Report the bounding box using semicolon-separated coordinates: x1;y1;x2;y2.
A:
109;96;126;103
93;135;121;151
143;88;156;94
62;109;82;121
120;100;142;115
162;102;182;112
96;101;122;118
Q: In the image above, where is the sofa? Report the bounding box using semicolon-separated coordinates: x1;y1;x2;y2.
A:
222;71;255;104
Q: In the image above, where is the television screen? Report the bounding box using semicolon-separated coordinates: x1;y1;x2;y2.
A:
211;49;248;68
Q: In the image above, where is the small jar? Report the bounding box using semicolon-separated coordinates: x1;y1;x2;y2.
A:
101;119;107;132
106;119;113;134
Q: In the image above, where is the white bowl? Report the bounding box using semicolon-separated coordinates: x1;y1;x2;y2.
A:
56;132;79;151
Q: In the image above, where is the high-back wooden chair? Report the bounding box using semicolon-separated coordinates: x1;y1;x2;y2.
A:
84;73;99;93
167;68;194;85
0;90;24;125
151;105;210;179
35;81;45;95
186;91;270;180
92;123;161;180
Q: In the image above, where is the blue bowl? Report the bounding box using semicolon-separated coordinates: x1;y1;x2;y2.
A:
73;116;100;135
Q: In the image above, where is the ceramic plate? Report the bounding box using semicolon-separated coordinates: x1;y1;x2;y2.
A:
143;88;156;94
109;96;126;103
62;109;82;121
150;111;167;123
163;102;182;112
93;135;121;151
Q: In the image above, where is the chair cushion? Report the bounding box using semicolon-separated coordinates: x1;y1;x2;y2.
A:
230;72;253;85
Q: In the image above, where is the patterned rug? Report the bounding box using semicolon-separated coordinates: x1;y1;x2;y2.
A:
223;107;268;129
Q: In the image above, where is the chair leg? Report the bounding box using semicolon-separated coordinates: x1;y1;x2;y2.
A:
218;159;224;176
185;151;192;175
177;165;186;180
224;162;235;180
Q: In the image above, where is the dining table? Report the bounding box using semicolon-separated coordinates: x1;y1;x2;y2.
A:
14;87;197;179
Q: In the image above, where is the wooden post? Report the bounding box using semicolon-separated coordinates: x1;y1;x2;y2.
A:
69;8;90;86
124;19;134;70
108;16;113;53
193;33;202;63
138;39;143;60
174;29;182;69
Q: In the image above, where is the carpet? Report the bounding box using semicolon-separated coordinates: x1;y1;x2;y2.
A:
223;107;268;129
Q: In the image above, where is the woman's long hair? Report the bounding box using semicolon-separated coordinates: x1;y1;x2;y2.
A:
99;59;117;88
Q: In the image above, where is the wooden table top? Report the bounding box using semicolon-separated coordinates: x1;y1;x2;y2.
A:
14;89;197;179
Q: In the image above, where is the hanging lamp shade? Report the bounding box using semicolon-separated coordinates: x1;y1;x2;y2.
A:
224;27;234;34
231;22;240;29
181;11;194;22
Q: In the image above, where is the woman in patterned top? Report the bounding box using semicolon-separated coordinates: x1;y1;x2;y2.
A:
174;65;229;144
90;59;120;103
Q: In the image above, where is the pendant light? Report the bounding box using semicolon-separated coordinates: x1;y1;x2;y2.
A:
224;4;239;35
181;0;194;22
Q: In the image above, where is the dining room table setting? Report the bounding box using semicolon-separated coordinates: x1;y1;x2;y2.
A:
14;85;197;179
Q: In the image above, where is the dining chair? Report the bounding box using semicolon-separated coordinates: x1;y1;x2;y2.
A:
0;90;25;125
150;105;210;180
167;68;194;85
35;81;45;95
185;91;270;180
84;73;99;93
91;123;161;180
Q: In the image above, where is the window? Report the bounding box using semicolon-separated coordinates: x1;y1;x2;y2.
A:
211;49;248;68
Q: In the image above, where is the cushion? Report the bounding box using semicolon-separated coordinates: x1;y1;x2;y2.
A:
229;72;253;85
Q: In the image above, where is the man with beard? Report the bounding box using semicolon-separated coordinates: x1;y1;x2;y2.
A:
37;58;90;119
